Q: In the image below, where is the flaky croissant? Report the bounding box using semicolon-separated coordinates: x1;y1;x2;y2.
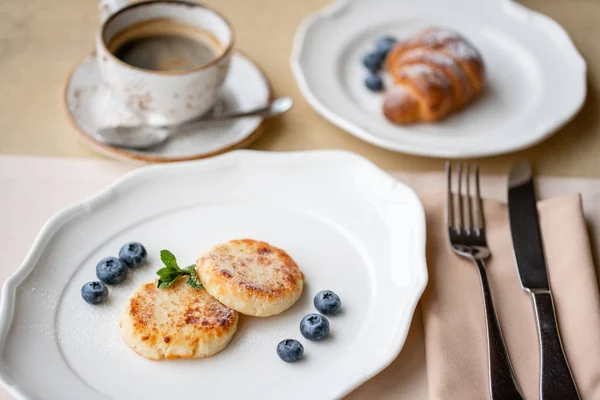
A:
383;28;485;124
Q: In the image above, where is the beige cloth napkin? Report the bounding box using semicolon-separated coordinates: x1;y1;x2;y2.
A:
421;192;600;400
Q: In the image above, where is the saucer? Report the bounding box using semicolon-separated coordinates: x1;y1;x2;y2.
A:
65;52;272;163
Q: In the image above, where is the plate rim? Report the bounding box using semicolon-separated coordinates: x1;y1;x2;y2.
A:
63;50;274;164
290;0;587;159
0;149;428;400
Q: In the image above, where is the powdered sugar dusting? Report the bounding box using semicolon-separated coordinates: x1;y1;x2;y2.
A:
420;28;461;46
403;48;468;79
400;48;471;95
397;64;451;90
444;40;482;61
401;48;454;67
383;86;414;108
55;267;155;360
26;281;60;307
26;323;53;335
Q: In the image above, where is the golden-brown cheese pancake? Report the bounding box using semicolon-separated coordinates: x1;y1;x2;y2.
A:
196;239;303;317
119;277;238;360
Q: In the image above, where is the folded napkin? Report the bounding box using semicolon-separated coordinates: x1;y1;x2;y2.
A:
421;192;600;400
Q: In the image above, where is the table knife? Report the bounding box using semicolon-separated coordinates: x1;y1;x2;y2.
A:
507;160;579;400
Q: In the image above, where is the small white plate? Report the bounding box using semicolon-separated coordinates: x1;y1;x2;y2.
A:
65;52;272;163
291;0;587;158
0;150;427;400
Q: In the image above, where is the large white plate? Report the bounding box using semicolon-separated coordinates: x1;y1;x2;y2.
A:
291;0;587;158
0;150;427;400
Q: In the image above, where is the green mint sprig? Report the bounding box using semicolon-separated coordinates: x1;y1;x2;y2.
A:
156;250;202;289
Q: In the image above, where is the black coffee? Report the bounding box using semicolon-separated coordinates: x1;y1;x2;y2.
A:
108;18;221;72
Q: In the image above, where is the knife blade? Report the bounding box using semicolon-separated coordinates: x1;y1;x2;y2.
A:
508;160;549;290
508;160;579;400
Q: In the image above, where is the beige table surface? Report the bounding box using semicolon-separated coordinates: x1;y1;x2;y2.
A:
0;0;599;399
1;0;600;176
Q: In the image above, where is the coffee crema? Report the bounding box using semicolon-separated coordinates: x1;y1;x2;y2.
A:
107;18;223;72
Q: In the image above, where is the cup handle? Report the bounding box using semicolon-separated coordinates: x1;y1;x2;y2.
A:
98;0;128;24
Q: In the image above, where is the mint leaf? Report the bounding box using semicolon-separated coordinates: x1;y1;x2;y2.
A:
156;265;183;288
160;250;178;269
155;253;201;290
184;265;202;289
157;277;178;289
157;265;182;276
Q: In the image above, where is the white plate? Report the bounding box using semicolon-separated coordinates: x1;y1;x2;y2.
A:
291;0;586;158
65;52;272;163
0;150;427;400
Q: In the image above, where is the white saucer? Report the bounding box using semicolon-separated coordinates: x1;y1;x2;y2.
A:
291;0;586;159
65;52;272;163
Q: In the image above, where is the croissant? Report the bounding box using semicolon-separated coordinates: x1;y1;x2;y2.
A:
383;28;485;124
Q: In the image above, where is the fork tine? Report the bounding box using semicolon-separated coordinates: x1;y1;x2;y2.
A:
445;161;454;229
457;162;464;231
474;164;485;232
465;163;473;232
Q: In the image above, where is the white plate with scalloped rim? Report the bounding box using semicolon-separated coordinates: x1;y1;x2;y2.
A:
291;0;586;158
0;150;427;400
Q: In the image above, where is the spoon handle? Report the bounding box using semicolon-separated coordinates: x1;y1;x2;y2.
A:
202;104;276;121
96;97;293;150
170;98;290;135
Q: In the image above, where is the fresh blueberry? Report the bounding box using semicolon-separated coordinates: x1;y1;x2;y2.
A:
300;313;330;341
276;339;304;363
365;74;384;92
375;36;397;56
362;52;384;73
119;242;147;268
314;290;342;316
96;256;128;284
81;281;109;305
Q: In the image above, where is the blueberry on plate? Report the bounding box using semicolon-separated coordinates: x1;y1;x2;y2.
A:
300;313;330;341
96;256;128;284
277;339;304;363
365;74;384;92
119;242;147;268
81;281;109;305
375;36;397;56
314;290;342;316
362;52;384;73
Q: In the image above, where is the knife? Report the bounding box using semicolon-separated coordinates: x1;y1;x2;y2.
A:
508;160;579;400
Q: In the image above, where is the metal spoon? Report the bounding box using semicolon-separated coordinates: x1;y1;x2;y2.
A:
94;97;293;150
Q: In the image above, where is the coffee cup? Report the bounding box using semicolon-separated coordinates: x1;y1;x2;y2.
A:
96;0;234;125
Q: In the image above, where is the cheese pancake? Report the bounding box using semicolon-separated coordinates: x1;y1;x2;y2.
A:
119;278;238;360
196;239;304;317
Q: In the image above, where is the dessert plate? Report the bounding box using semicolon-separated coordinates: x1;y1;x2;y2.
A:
291;0;586;158
0;150;427;400
65;52;272;163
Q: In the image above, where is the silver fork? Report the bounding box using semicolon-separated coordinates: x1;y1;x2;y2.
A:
446;162;524;400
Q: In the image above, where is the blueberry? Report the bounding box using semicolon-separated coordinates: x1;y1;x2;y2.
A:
96;256;128;284
365;74;383;92
314;290;342;316
375;36;397;56
81;281;109;305
119;242;147;268
362;52;384;73
300;313;330;341
276;339;304;363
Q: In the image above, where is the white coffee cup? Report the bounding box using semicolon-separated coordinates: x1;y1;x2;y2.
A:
96;0;234;125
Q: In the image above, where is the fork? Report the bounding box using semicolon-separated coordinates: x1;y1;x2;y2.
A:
446;162;524;400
